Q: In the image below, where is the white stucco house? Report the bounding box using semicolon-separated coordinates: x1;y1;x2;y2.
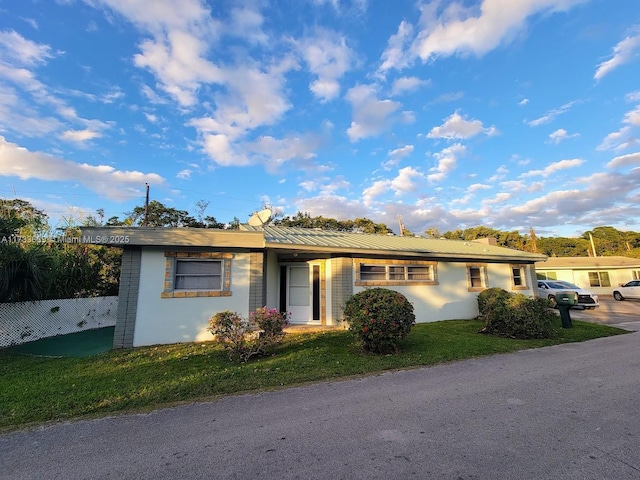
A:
81;225;546;348
535;256;640;296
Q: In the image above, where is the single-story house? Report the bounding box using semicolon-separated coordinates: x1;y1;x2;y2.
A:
535;256;640;295
80;225;546;348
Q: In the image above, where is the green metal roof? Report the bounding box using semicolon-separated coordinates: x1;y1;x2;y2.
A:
536;256;640;269
243;225;546;262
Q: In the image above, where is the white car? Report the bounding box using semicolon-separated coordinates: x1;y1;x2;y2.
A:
613;280;640;301
537;280;600;309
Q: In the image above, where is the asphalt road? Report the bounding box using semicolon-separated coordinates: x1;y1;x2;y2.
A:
2;319;640;480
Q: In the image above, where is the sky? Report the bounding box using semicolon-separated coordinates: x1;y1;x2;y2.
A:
0;0;639;237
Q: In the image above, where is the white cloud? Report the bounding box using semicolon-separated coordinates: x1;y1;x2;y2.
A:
176;169;192;179
548;128;579;144
482;192;512;205
594;32;640;80
518;98;529;106
427;111;497;139
297;28;353;102
527;101;577;126
345;84;401;141
362;179;391;206
0;29;53;65
390;76;429;96
378;20;414;74
0;136;164;200
391;166;424;194
428;143;466;182
468;183;492;193
598;105;640;151
384;145;414;169
228;7;268;45
60;129;102;143
412;0;585;61
520;158;585;178
624;104;640;126
607;152;640;169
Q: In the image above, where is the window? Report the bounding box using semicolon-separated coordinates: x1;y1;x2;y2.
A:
467;264;488;291
356;260;437;286
633;270;640;280
175;260;222;290
511;265;527;290
162;252;232;298
588;271;611;288
537;271;557;280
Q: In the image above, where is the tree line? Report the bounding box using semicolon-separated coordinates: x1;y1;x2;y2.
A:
2;197;638;302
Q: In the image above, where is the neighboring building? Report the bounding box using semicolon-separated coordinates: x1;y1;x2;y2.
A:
81;226;546;348
535;256;640;295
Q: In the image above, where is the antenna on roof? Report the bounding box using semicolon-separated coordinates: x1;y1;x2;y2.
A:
248;208;272;228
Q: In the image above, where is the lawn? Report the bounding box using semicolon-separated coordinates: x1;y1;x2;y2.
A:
0;318;628;431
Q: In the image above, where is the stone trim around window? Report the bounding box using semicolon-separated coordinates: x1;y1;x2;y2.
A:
161;251;233;298
510;264;529;291
466;263;488;292
354;258;438;287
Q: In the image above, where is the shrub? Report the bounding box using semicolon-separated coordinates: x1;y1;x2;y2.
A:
208;308;290;362
478;288;556;339
343;288;415;354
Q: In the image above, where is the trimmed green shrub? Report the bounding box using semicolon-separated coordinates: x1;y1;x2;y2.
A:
343;288;416;354
478;288;556;339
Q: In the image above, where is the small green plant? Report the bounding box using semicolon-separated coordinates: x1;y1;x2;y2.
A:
478;288;557;339
208;307;290;362
343;288;416;354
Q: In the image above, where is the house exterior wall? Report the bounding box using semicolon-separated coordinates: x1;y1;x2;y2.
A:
351;261;537;323
536;266;640;295
132;248;252;347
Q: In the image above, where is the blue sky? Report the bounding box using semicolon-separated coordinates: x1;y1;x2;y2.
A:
0;0;639;237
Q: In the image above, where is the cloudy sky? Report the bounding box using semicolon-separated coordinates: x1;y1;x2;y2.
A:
1;0;639;236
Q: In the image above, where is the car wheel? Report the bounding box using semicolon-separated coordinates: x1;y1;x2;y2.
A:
613;291;625;301
548;295;557;308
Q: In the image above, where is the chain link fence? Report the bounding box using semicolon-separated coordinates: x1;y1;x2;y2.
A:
0;296;118;348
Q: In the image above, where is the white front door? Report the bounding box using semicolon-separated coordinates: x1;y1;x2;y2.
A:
287;265;311;323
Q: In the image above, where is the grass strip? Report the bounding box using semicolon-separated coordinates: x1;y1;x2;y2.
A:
0;318;628;431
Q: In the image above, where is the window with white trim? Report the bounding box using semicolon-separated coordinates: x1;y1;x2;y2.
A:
633;270;640;280
356;260;437;286
588;271;611;288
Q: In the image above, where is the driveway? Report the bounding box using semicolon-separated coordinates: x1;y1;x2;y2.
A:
569;295;640;327
2;321;640;479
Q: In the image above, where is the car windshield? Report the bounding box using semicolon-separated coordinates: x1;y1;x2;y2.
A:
546;281;579;289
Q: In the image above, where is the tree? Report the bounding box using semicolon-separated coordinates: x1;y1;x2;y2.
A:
0;199;49;237
124;200;197;227
274;212;393;234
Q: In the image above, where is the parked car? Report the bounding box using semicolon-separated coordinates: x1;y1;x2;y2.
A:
612;280;640;301
537;280;600;309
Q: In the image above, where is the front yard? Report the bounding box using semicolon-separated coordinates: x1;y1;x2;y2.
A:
0;318;628;431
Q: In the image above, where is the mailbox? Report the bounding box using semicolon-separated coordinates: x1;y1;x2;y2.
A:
555;291;577;307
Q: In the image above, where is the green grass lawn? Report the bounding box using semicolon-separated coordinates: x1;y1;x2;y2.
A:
0;318;628;431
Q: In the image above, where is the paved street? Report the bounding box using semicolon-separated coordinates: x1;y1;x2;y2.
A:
2;319;640;480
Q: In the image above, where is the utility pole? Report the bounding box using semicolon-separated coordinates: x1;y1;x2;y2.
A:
589;232;597;257
397;215;405;236
143;183;150;227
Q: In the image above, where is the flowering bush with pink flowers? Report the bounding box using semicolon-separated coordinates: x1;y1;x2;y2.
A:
209;307;290;362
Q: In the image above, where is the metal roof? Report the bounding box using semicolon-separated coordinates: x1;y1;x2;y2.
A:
242;225;545;262
536;256;640;269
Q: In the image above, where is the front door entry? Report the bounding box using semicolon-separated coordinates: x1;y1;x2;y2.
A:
287;265;311;323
